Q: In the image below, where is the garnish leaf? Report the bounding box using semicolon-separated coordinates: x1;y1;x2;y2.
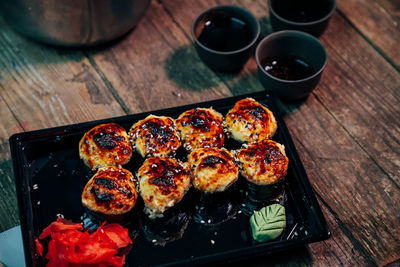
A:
250;203;286;242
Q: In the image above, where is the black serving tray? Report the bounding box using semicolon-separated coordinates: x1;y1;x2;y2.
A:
10;92;330;266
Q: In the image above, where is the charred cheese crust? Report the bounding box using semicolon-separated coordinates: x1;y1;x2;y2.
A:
188;148;239;193
137;157;190;218
129;115;181;158
237;140;288;185
79;123;132;170
224;98;277;143
176;108;224;152
81;166;137;215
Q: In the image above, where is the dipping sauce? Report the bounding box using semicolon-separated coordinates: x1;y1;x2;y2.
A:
271;0;332;23
260;56;315;80
197;12;253;52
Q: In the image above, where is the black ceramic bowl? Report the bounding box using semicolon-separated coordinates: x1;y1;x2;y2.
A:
268;0;336;37
255;30;327;101
191;5;260;72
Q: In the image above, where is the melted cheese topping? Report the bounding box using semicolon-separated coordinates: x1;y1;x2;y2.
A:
81;166;137;215
79;123;132;170
129;115;181;158
225;98;277;143
176;108;224;152
188;147;239;193
237;140;289;185
137;157;190;218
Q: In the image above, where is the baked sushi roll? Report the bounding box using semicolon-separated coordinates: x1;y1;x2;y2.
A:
188;147;239;193
225;98;277;143
188;147;239;225
137;157;191;218
82;166;138;219
176;108;224;152
129;115;181;158
237;140;289;202
79;123;132;170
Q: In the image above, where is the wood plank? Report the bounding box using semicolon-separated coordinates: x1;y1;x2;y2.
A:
305;201;374;266
0;159;18;232
87;0;232;115
337;0;400;68
0;98;22;231
318;13;400;187
278;96;400;266
305;13;400;263
0;14;127;232
0;16;126;132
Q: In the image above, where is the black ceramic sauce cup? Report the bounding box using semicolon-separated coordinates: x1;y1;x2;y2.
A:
268;0;336;37
191;5;260;72
255;31;327;101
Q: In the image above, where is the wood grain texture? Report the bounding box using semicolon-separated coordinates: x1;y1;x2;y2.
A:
0;14;126;231
0;158;18;231
87;0;232;115
318;12;400;188
0;98;22;231
278;96;400;266
337;0;400;68
0;16;126;132
306;202;374;266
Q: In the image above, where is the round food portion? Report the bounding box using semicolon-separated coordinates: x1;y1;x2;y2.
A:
82;166;138;216
129;115;181;158
137;157;190;218
237;140;288;185
79;123;132;170
188;148;239;193
225;98;277;143
176;108;224;152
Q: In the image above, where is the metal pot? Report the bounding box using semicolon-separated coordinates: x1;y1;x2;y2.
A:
0;0;151;46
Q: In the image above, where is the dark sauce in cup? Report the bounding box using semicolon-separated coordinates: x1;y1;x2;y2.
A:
197;12;253;52
261;56;315;80
271;0;332;22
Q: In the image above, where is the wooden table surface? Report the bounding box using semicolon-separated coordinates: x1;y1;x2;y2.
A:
0;0;399;266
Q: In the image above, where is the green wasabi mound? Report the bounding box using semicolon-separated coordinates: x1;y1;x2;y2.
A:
250;203;286;242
